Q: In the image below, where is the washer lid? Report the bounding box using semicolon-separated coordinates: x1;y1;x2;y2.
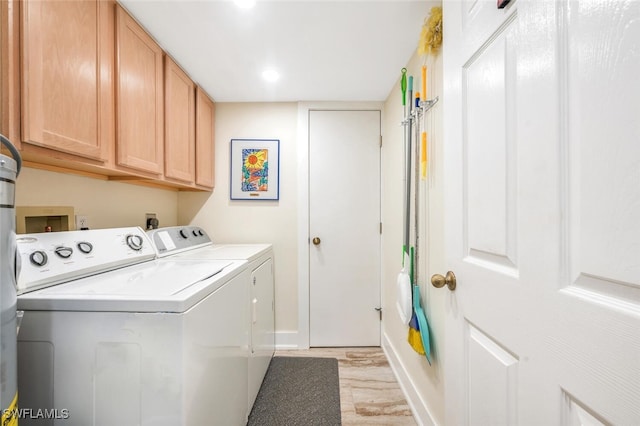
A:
17;259;247;313
172;244;272;261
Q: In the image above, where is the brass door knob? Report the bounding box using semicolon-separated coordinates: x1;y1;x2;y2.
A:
312;237;321;245
431;271;456;291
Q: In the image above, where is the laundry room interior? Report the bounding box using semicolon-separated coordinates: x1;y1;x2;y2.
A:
2;0;638;425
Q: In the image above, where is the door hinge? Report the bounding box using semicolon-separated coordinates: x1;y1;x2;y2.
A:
380;135;382;148
379;222;382;234
375;307;382;321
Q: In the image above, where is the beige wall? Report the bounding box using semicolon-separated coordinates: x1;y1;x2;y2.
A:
178;102;299;336
15;167;178;230
381;49;445;425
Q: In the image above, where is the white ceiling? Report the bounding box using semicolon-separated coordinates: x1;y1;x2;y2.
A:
118;0;432;103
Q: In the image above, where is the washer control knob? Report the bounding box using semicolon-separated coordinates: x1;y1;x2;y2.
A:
126;234;144;251
179;229;189;239
54;246;73;259
77;241;93;254
29;250;48;267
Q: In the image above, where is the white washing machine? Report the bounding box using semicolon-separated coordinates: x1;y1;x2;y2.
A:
15;227;249;426
147;226;275;413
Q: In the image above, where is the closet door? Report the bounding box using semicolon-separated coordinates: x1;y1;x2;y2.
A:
309;110;381;347
442;1;640;424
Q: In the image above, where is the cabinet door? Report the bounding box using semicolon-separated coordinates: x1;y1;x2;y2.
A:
195;87;215;189
115;5;163;174
1;0;21;146
164;56;195;183
21;0;114;161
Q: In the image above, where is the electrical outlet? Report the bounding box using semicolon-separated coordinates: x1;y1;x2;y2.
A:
75;215;89;230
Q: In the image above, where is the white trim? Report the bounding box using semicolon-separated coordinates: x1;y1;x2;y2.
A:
382;332;438;426
297;102;384;349
274;331;300;350
296;104;311;349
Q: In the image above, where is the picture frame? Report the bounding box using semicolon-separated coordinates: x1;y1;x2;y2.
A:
230;138;280;200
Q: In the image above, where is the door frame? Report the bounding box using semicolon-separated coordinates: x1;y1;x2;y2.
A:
295;102;383;349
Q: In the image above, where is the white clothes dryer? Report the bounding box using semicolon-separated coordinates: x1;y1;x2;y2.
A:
147;226;275;412
15;227;249;426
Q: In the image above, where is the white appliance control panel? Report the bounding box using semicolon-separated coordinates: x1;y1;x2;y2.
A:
147;226;212;257
16;227;156;294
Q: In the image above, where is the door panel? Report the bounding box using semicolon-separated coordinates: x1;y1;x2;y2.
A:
309;110;381;347
464;16;518;275
556;1;640;419
443;1;639;425
467;324;518;426
566;0;640;303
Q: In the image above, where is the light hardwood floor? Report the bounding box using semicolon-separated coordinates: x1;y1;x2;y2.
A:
275;347;417;425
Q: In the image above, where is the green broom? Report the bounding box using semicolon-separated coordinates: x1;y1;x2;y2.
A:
407;246;424;354
410;74;432;364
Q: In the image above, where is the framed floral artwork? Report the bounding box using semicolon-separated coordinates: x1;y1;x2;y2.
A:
230;139;280;200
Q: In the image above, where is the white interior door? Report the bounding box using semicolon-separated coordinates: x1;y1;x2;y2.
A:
309;109;381;347
442;1;639;424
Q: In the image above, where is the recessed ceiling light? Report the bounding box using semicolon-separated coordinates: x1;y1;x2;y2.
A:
234;0;255;9
262;69;280;83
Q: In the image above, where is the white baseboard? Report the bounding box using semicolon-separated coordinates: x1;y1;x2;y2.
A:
382;332;438;426
274;331;301;350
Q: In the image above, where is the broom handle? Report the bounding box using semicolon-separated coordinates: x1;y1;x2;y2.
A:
414;99;421;283
403;75;413;256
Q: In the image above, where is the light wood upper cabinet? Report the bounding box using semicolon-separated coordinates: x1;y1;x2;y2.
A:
195;87;215;189
115;4;163;175
20;0;114;161
164;56;195;183
1;0;21;146
2;1;215;191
